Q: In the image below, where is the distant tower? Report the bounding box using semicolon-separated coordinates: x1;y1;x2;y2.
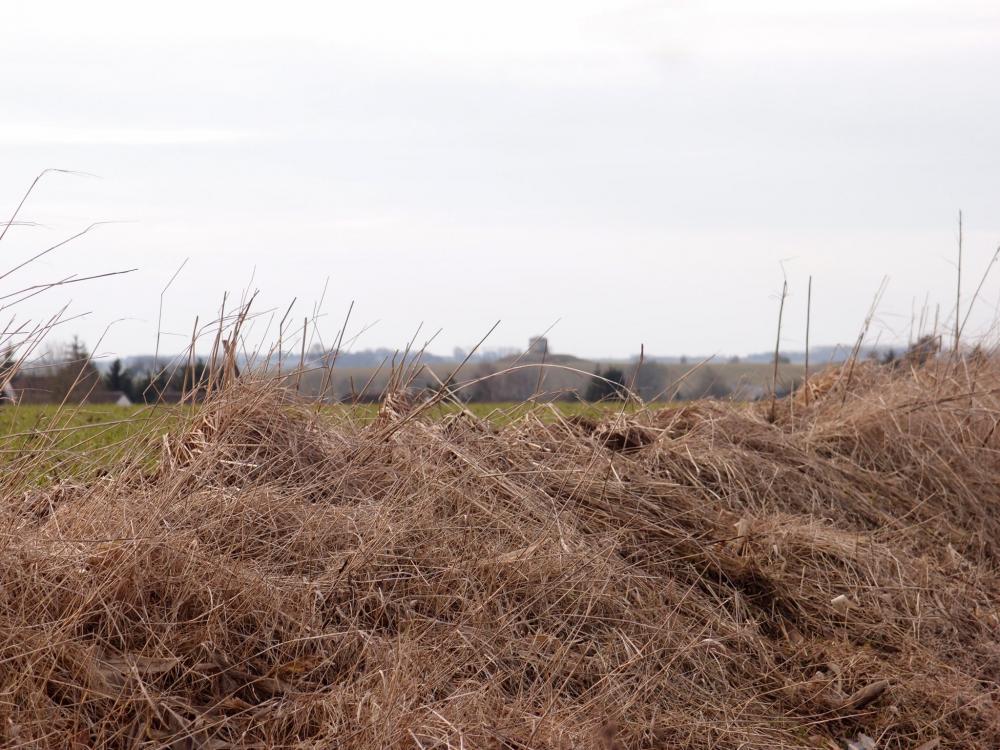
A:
528;336;549;357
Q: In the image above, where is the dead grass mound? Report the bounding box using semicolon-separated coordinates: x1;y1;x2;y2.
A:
0;358;998;748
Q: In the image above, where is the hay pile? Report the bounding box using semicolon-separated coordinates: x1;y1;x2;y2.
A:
1;358;998;748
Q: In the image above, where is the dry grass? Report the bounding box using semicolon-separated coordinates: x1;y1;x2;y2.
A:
0;355;998;748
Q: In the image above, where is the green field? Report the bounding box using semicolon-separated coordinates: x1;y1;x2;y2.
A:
1;399;661;432
0;403;156;445
0;403;164;482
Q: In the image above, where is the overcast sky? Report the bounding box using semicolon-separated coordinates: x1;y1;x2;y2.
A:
3;1;1000;360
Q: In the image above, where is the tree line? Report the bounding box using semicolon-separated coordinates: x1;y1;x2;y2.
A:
103;357;209;403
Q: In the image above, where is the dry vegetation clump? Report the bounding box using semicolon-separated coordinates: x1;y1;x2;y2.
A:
0;356;999;748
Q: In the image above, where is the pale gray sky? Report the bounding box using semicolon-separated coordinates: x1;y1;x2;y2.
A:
3;1;1000;359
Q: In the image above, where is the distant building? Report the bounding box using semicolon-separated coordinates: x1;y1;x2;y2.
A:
528;336;549;356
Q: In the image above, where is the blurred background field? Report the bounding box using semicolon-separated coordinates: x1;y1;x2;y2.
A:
0;399;662;438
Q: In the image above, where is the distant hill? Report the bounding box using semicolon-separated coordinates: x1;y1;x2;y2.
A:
741;344;906;364
644;344;901;366
103;342;896;373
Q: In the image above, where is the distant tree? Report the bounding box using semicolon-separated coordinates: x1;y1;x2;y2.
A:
67;335;89;364
50;337;107;402
703;378;732;399
176;358;208;393
130;371;166;404
124;358;213;403
880;348;898;366
585;366;625;401
104;358;132;394
676;366;730;400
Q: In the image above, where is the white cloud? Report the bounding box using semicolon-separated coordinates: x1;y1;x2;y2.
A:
9;1;1000;59
0;125;259;146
